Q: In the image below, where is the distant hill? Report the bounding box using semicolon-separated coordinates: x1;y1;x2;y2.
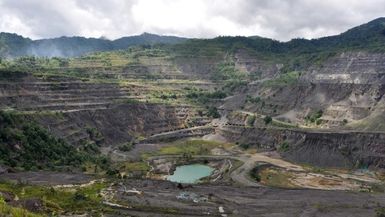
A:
1;17;384;58
0;32;187;58
171;17;385;60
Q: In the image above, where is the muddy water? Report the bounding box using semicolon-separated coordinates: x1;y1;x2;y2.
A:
167;164;214;183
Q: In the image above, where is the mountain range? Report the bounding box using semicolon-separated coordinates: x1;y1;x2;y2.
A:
0;17;384;58
0;32;187;58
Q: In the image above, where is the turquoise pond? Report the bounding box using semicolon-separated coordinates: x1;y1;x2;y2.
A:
166;164;215;184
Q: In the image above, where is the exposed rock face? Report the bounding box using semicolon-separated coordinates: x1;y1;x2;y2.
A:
37;103;192;146
0;75;144;112
220;126;385;168
0;70;206;147
234;49;281;79
0;49;276;148
305;52;385;84
241;52;385;128
2;48;385;170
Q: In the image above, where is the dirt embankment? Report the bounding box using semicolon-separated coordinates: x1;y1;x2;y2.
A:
220;126;385;169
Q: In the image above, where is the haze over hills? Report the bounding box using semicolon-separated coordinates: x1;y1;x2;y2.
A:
0;32;188;58
0;17;384;59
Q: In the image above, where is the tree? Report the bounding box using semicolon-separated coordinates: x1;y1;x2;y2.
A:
247;115;256;126
263;116;272;125
207;107;220;118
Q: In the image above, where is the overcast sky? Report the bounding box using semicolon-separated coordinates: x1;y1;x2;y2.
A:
0;0;384;41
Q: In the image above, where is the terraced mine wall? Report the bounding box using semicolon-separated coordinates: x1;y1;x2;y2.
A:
220;126;385;169
251;82;384;118
35;103;196;146
140;126;215;143
0;71;204;147
244;52;385;127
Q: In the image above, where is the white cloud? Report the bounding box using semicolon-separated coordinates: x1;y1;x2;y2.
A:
0;0;384;41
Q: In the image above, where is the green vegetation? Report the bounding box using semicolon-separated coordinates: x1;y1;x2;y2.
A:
247;115;256;126
0;195;43;217
212;61;246;81
246;95;261;104
263;71;300;87
278;141;290;152
0;32;186;58
222;79;247;92
186;89;227;104
239;143;252;150
118;142;135;152
118;162;150;174
1;18;385;76
257;166;294;188
271;119;297;128
106;160;150;178
305;109;323;124
250;167;261;182
86;127;104;144
377;207;385;217
0;111;109;171
153;139;226;156
207;106;221;118
263;116;272;125
0;203;42;217
159;93;177;100
0;181;107;215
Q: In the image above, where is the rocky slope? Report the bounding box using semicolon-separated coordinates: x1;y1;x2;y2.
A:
1;18;385;170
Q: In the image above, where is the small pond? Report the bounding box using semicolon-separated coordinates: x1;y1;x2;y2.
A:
167;164;214;184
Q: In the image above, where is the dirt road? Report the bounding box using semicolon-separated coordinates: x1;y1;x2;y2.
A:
148;151;306;187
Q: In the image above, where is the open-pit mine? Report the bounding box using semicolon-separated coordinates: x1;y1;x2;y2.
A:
1;18;385;217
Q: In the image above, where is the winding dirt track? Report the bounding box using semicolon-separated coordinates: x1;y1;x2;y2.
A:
148;152;304;187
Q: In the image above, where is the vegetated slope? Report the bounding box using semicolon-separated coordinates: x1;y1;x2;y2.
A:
1;17;384;58
0;32;187;58
0;111;106;171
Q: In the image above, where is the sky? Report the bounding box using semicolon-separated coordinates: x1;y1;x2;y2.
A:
0;0;385;41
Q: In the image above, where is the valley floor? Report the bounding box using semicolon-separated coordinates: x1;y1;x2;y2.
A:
2;135;385;216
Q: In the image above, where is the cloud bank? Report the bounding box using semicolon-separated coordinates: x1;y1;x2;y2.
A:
0;0;384;41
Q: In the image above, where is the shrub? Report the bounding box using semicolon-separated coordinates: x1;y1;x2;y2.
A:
118;142;134;152
250;167;261;182
263;116;272;125
74;191;87;201
247;115;256;126
278;141;290;152
376;207;385;217
106;169;120;176
246;95;261;104
207;107;220;118
240;143;251;150
305;109;323;123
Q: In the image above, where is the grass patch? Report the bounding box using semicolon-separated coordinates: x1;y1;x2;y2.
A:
118;162;150;173
0;200;43;217
305;109;323;124
246;115;256;126
211;60;246;81
271;119;297;128
0;181;107;215
258;166;295;188
262;71;300;87
146;139;231;157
